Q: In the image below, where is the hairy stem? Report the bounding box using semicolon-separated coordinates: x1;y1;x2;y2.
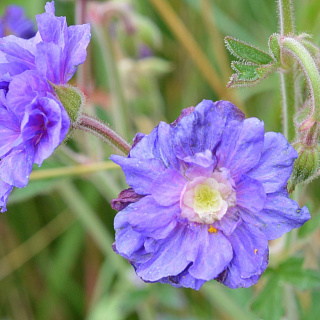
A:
282;37;320;122
75;113;131;155
277;0;296;141
278;0;295;36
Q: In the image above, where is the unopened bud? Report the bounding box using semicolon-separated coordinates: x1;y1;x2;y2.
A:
288;143;320;192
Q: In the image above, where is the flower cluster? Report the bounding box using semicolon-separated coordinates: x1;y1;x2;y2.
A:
0;1;91;212
111;100;310;289
0;5;36;39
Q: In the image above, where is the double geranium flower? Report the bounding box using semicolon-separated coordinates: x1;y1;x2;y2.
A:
111;100;310;289
0;2;91;211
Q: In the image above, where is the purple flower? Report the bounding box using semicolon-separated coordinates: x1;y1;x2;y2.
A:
111;100;310;290
0;1;91;89
0;1;91;211
0;5;36;39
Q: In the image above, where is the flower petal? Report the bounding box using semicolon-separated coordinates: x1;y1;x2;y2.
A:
172;100;227;157
214;207;241;235
110;155;165;194
187;225;233;280
236;175;266;213
0;180;13;212
0;143;34;187
247;132;297;193
126;196;179;240
240;190;310;240
151;169;186;206
136;224;192;281
216;118;264;181
220;222;269;288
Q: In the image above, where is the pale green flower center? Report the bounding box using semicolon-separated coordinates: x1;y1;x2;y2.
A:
193;184;222;214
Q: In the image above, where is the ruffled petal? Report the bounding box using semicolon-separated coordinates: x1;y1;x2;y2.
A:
110;155;166;194
159;268;206;290
0;143;34;187
123;196;179;239
6;70;52;119
214;207;241;235
151;169;186;206
220;222;269;288
35;42;64;84
136;224;191;281
236;175;266;213
247;132;297;193
0;106;20;157
187;225;233;280
65;24;91;82
240;190;310;240
183;150;217;179
172;100;227;158
0;180;14;212
216;118;264;181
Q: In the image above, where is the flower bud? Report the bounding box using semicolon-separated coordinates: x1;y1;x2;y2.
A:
51;83;85;124
288;143;320;192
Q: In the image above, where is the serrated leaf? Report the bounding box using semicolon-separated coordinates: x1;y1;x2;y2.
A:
251;276;284;320
225;36;274;64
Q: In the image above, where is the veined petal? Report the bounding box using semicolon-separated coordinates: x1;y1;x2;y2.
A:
110;155;166;194
65;24;91;82
214;207;241;235
220;222;269;288
151;169;186;206
172;100;226;158
247;132;297;193
125;195;179;239
240;191;310;240
136;224;191;281
0;143;34;187
217;118;264;181
236;175;266;213
0;180;13;212
187;225;233;280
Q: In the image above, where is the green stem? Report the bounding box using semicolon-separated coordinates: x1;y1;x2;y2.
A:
277;0;296;141
282;37;320;122
280;71;296;141
278;0;295;35
91;22;130;138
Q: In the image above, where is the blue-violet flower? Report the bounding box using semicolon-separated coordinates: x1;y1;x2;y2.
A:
111;100;310;289
0;5;36;39
0;1;91;212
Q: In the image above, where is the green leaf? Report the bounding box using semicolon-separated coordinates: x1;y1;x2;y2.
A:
269;33;281;61
251;276;284;320
225;36;274;64
232;62;259;80
298;209;320;238
277;257;320;290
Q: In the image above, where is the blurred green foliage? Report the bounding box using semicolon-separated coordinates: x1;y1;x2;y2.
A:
0;0;320;319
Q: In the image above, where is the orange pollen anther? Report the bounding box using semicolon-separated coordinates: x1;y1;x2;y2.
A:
254;249;258;255
208;225;217;234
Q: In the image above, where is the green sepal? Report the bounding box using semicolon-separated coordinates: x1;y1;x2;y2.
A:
225;36;274;64
268;33;281;61
51;83;85;124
